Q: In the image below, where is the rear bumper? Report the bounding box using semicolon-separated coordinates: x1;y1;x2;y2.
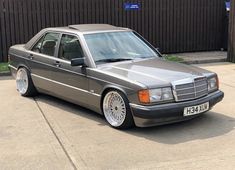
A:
8;64;17;78
130;90;224;127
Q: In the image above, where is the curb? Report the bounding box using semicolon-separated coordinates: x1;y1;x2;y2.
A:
0;72;11;76
180;58;227;65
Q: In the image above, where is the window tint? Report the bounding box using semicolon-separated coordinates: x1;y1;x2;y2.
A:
32;32;60;56
58;34;84;61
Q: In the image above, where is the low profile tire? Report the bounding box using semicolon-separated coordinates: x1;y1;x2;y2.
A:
16;67;37;97
102;90;134;129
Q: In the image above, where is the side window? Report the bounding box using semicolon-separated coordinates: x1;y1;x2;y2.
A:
32;32;60;57
58;34;84;61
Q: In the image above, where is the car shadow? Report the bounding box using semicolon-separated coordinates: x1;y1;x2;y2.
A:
34;94;106;125
125;112;235;144
35;94;235;145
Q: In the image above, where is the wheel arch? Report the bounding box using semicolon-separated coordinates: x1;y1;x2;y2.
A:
17;64;31;72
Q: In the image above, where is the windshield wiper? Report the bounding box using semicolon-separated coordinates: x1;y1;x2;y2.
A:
96;58;133;63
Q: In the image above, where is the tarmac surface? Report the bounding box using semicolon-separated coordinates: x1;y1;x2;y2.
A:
0;62;235;170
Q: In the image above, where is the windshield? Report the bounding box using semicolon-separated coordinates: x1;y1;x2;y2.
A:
84;31;159;64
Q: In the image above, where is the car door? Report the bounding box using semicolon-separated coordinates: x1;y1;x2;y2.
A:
27;32;61;92
48;33;90;107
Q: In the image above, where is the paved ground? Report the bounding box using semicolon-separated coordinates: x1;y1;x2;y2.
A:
173;51;227;64
0;62;235;170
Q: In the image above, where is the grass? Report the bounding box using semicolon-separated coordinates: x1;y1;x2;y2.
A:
0;62;9;73
163;54;184;62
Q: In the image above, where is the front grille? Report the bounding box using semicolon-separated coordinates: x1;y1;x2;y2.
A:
174;77;208;101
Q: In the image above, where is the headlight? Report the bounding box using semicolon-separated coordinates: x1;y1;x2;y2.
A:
138;87;173;104
208;76;219;92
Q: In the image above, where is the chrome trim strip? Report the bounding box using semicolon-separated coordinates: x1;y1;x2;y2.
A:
31;73;101;97
129;103;150;110
8;64;17;70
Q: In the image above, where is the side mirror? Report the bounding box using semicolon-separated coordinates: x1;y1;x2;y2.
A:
71;58;85;66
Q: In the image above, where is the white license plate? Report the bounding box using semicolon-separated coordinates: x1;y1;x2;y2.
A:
183;102;209;116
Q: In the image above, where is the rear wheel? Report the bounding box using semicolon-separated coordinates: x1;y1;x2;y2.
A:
16;67;37;96
102;90;134;129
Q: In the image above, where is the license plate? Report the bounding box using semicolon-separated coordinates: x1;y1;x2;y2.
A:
183;102;209;116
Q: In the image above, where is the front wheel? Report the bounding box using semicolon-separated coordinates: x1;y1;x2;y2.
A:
16;67;37;97
102;90;134;129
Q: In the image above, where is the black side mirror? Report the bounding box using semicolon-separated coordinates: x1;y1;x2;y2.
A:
71;58;85;66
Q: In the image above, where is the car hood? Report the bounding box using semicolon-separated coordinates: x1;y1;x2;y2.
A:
97;58;213;88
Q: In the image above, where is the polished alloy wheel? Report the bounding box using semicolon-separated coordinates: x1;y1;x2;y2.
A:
103;91;127;127
16;68;29;95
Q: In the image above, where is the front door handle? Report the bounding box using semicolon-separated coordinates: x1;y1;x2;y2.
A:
28;54;34;60
54;61;61;67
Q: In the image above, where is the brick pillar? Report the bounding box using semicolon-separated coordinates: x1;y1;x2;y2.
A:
228;0;235;62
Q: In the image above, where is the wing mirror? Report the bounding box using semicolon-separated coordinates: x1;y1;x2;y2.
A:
71;58;85;66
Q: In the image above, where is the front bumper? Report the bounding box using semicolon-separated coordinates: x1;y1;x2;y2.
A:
130;90;224;127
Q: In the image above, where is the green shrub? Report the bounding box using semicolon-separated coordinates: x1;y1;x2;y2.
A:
0;63;9;73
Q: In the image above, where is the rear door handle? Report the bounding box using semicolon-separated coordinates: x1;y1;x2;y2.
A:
28;54;34;60
54;61;61;67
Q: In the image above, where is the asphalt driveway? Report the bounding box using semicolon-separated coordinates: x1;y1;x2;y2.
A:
0;62;235;170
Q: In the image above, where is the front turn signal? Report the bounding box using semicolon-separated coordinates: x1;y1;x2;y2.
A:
138;90;150;104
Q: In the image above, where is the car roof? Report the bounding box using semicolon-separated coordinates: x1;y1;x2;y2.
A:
24;24;131;50
47;24;129;33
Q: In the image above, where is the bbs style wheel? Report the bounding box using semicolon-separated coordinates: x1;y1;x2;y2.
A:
102;90;134;129
16;67;37;96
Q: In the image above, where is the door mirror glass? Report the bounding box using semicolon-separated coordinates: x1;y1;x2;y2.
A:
71;58;85;66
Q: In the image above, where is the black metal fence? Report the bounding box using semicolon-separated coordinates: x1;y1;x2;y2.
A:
0;0;226;62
